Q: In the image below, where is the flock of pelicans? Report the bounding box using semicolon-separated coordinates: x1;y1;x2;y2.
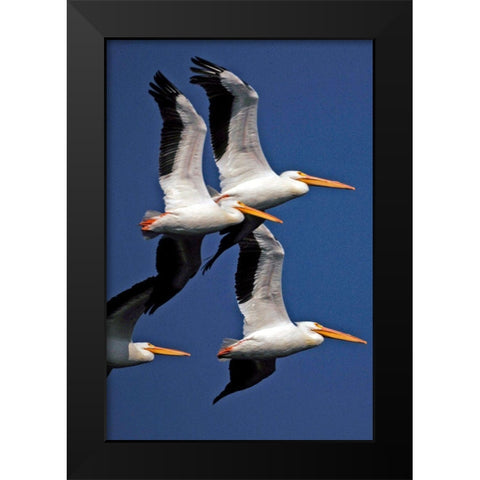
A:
107;57;367;404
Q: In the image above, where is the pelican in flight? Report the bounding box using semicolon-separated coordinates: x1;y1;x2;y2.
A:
190;57;355;271
213;224;366;403
140;71;282;239
107;277;190;375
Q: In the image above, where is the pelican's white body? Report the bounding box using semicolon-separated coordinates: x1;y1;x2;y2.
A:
144;200;246;236
221;172;310;211
220;322;324;360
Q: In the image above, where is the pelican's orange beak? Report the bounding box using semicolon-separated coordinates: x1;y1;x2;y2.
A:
144;343;191;356
297;171;355;190
235;202;283;224
314;324;367;344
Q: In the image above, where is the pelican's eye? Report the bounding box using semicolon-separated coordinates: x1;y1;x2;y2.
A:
297;171;306;176
314;323;322;329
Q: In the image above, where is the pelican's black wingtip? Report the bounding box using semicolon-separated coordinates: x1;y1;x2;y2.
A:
149;71;182;99
201;258;214;275
212;392;224;405
191;56;211;67
190;56;225;74
189;75;202;85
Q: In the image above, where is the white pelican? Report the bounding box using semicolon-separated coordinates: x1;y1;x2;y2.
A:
213;224;366;403
107;276;190;375
140;71;282;239
190;57;355;270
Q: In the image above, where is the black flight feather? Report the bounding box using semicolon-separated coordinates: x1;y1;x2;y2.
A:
190;57;233;160
234;230;263;305
149;71;184;177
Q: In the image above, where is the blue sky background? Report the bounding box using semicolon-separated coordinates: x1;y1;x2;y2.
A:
106;40;372;440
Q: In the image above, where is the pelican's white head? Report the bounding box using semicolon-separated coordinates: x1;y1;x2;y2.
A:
280;170;355;192
215;195;283;224
297;321;367;345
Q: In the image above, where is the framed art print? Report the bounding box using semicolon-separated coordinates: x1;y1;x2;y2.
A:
68;1;411;478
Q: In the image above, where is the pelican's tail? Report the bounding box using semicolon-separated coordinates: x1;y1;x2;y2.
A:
139;210;163;239
217;338;239;361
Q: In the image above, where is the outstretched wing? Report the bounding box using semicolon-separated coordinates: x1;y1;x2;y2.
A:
144;234;204;314
149;71;211;211
235;224;291;336
106;276;157;343
213;358;276;404
108;234;204;323
190;57;276;192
